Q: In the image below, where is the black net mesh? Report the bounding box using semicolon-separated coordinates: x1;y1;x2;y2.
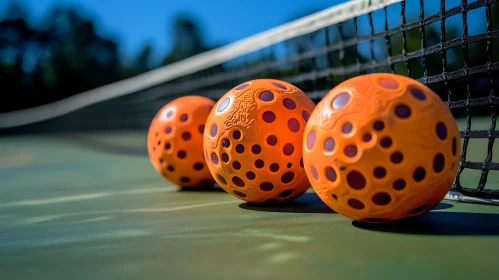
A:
2;0;498;200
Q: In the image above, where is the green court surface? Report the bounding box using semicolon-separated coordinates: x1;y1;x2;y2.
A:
1;117;499;280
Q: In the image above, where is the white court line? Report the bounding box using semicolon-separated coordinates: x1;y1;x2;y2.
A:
124;200;239;213
267;252;299;264
0;187;173;208
237;229;310;243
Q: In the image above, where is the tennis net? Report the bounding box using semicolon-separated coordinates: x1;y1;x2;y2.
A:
0;0;498;204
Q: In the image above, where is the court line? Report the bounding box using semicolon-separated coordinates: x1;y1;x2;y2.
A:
0;187;174;208
266;252;299;264
124;200;239;213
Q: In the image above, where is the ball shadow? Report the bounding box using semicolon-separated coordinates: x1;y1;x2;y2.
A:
239;193;335;214
352;211;499;236
178;184;227;192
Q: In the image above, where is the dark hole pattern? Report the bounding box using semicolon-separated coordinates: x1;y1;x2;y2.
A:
393;179;406;190
218;97;230;112
287;163;292;168
198;125;205;134
302;111;310;121
373;167;387;178
165;143;171;150
281;172;295;184
259;91;274;101
379;78;399;89
236;144;245;154
372;192;391;205
267;135;277;146
232;176;245;187
262;111;276;123
433;153;445;173
233;130;241;140
279;190;293;198
180;177;190;183
332;194;338;200
373;121;384;131
332;92;350;109
324;138;335;152
255;159;265;168
217;174;227;185
180;114;188;122
246;171;256;180
166;110;173;117
342;123;353;134
167;165;175;172
165;126;172;134
363;218;385;223
348;198;365;210
452;137;457;156
307;131;316;150
283;144;294;156
232;161;241;170
287;118;300;132
347;171;366;189
236;83;249;90
270;163;280;172
390;152;403;163
362;133;372;142
436;122;447;140
380;137;392;148
252;144;262;154
210;124;218;137
221;153;229;163
273;83;287;89
211;153;219;164
300;158;304;168
283;98;296;110
413;167;426;182
159;158;163;163
344;145;358;157
222;138;231;148
233;190;247;197
394;104;411;118
260;182;274;191
311;166;319;180
325;167;337;182
157;140;161;146
178;150;187;159
410;88;426;100
193;163;204;170
410;205;427;215
182;132;191;141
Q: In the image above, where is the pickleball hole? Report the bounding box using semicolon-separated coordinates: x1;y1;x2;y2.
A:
362;133;372;142
390;151;403;163
325;167;337;182
302;110;310;121
324;138;335;152
410;88;426;100
372;192;391;206
259;91;274;102
210;124;218;137
281;172;295;184
221;153;229;163
251;144;262;154
167;165;175;172
182;132;191;141
177;150;187;159
311;166;319;180
267;135;277;146
236;144;245;154
332;194;338;200
233;190;247;197
222;138;231;148
262;111;276;123
373;121;384;131
165;126;172;134
211;153;219;164
413;167;426;182
395;104;411;119
193;162;204;170
332;92;350;109
300;158;304;168
347;171;366;190
279;190;293;198
307;131;316;150
180;177;190;183
287;163;292;168
217;97;230;112
164;142;171;150
374;166;387;179
246;171;256;180
436;122;448;140
236;83;250;90
287;118;300;132
342;123;353;134
232;161;241;170
380;137;392;148
433;153;445;173
180;114;188;122
269;163;280;172
217;174;227;185
232;176;245;187
260;182;274;191
283;98;296;110
283;143;294;156
393;179;406;190
233;130;241;140
348;198;365;210
273;83;287;90
379;78;399;89
344;145;358;157
198;125;205;134
254;159;265;168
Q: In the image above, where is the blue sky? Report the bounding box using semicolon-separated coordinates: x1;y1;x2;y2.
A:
0;0;487;63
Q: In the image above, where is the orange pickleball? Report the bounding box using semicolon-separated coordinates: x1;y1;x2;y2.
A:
147;96;216;187
203;79;315;203
303;73;460;223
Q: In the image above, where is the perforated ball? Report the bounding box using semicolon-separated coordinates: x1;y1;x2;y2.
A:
203;79;315;203
303;73;461;223
147;96;216;187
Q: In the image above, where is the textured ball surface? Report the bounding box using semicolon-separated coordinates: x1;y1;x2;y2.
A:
303;73;461;223
204;79;315;203
147;96;216;187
